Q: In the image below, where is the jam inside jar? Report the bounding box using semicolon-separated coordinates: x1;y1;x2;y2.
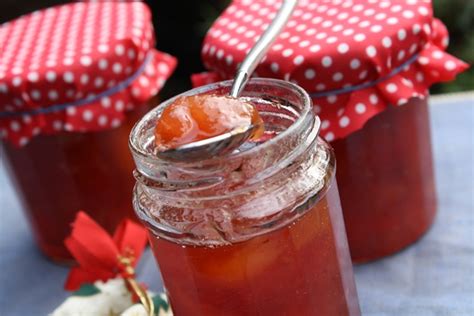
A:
1;104;151;262
332;97;437;263
130;79;360;316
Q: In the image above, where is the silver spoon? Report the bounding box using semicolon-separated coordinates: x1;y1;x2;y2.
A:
157;0;297;161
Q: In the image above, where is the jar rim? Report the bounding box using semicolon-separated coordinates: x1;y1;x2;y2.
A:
129;78;314;166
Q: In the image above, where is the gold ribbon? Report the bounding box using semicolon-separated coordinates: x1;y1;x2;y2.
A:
118;253;155;316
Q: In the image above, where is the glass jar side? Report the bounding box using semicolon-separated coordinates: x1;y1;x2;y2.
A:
147;173;361;315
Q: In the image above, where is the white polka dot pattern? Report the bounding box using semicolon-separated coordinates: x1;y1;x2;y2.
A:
0;2;177;146
194;0;468;141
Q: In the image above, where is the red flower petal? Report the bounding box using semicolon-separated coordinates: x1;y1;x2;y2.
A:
113;219;148;267
63;211;150;291
65;211;119;272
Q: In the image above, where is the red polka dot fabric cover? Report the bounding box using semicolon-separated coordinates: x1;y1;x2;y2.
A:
192;0;469;141
0;1;177;146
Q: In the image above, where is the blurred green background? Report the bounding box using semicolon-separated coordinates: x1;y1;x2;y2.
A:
430;0;473;94
1;0;472;98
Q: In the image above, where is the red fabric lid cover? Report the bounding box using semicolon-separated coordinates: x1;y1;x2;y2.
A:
0;1;177;146
193;0;469;141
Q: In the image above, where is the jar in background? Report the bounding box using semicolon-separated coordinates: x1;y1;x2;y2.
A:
130;79;360;315
332;97;436;261
0;2;176;262
2;104;150;261
193;0;468;262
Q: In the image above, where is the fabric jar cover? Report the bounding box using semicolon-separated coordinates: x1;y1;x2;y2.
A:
0;1;177;146
192;0;469;141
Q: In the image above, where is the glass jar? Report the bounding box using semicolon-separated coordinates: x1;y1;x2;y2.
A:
130;79;360;315
332;97;436;262
1;103;151;262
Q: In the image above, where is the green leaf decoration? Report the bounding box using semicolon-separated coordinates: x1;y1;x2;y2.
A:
152;294;170;314
72;283;101;297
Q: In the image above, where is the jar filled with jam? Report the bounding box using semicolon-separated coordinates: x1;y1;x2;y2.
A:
331;97;437;261
0;2;176;262
130;78;360;315
193;0;469;262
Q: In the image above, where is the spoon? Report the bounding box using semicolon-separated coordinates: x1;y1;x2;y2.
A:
158;0;297;161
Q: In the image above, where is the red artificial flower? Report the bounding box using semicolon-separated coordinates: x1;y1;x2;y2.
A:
64;211;148;291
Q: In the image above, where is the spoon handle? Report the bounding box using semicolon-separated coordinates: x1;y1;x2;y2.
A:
229;0;298;98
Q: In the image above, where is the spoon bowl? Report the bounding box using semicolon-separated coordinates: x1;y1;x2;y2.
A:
156;123;262;161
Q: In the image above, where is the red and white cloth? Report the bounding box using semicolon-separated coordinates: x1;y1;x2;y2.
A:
0;1;177;146
192;0;469;141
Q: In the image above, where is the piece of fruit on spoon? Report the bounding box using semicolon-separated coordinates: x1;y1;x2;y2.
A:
154;94;264;151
